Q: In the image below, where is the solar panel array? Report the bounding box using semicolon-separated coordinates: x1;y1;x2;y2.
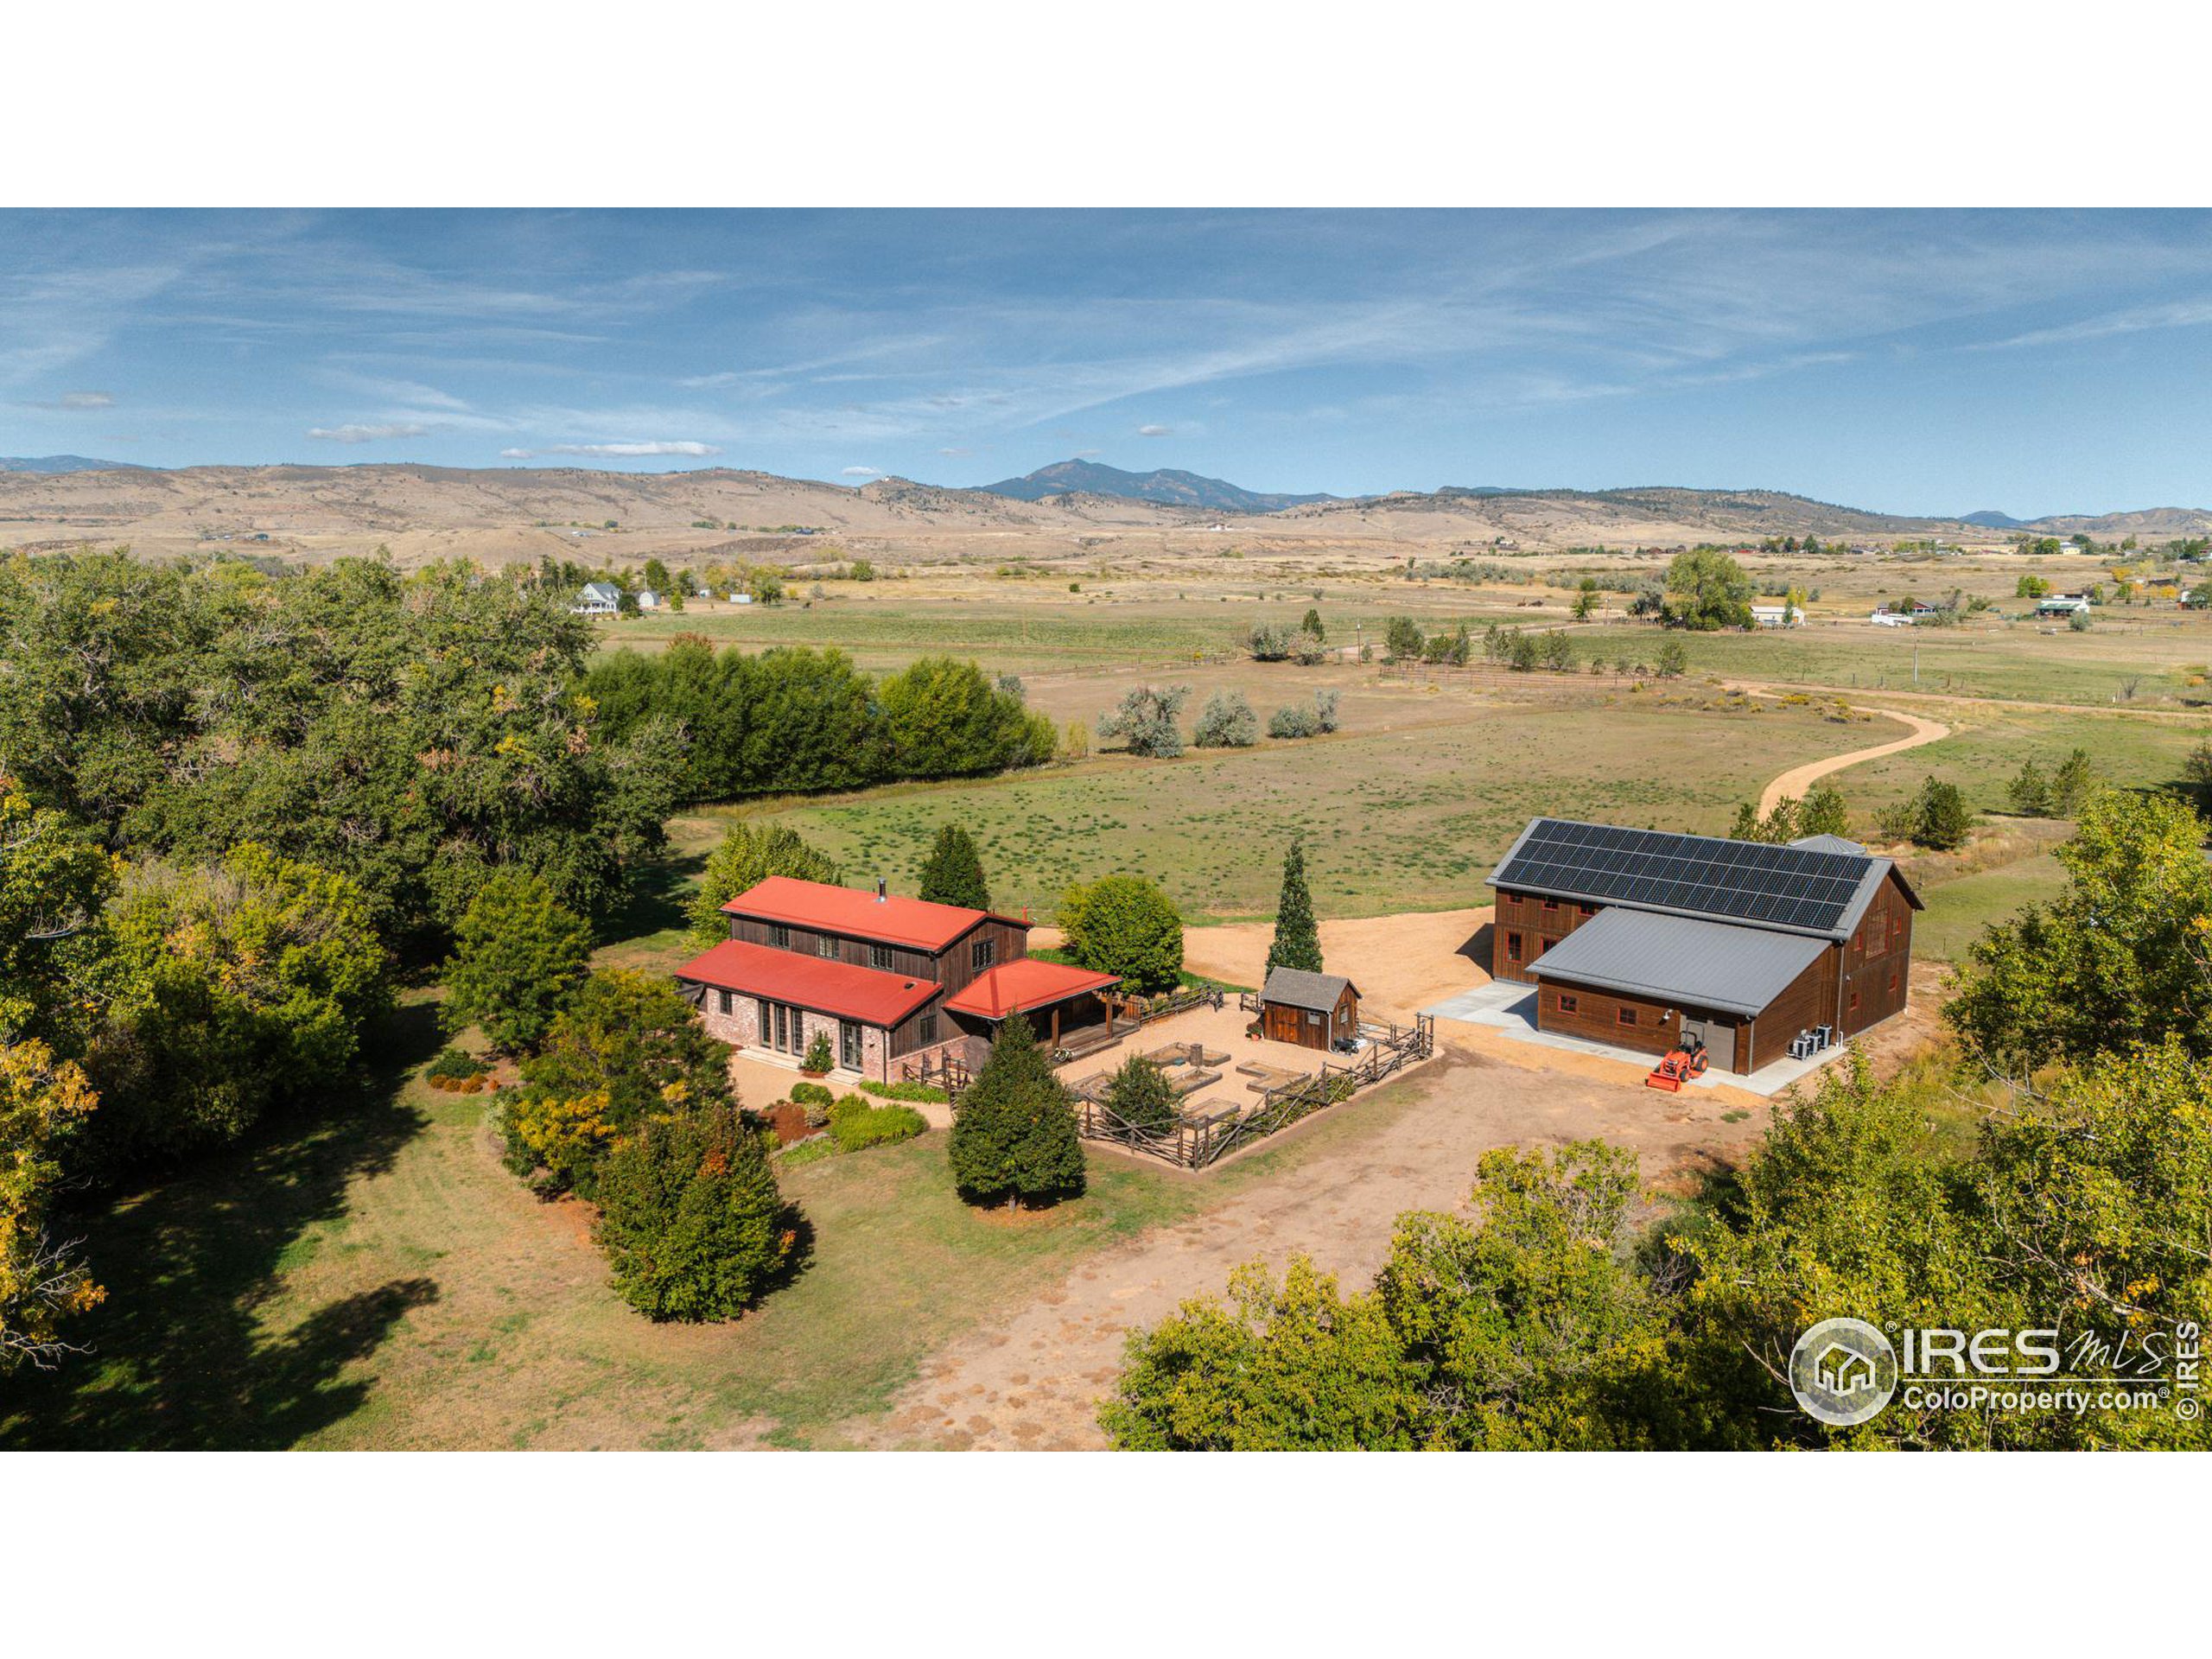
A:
1495;819;1872;935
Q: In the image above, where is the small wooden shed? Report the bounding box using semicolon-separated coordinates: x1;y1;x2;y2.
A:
1256;967;1361;1051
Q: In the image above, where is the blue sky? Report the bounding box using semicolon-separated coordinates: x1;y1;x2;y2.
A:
4;208;2210;516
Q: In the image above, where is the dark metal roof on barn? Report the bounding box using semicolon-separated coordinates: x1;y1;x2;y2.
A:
1525;909;1828;1018
1261;967;1357;1012
1486;817;1917;942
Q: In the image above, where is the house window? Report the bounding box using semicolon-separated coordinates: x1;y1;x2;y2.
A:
1556;993;1578;1014
840;1020;862;1071
1891;912;1905;940
818;933;839;959
1848;989;1860;1013
971;937;995;972
1617;1007;1637;1027
1541;898;1560;912
1577;904;1595;918
716;988;734;1016
918;1013;938;1046
869;944;893;971
769;923;791;950
1506;931;1522;963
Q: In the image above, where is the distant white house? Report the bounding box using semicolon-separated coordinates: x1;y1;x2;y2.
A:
1870;608;1911;627
636;588;664;611
729;590;754;605
2036;592;2093;616
574;581;621;615
1751;603;1804;628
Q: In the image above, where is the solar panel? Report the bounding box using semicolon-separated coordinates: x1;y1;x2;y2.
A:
1495;817;1873;936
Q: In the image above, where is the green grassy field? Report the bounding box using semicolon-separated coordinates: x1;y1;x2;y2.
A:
1829;706;2205;819
0;1002;1441;1450
1912;852;2069;963
742;698;1894;925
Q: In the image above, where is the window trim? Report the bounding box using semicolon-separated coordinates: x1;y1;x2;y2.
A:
1506;931;1522;963
1617;1006;1637;1027
1556;992;1578;1014
768;923;791;950
868;943;893;971
970;936;996;972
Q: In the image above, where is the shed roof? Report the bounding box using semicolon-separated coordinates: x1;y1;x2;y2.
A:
675;938;941;1027
723;875;1027;953
1524;908;1827;1019
1261;966;1357;1013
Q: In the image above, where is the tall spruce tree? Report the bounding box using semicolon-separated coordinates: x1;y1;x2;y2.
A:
1267;839;1325;976
916;823;992;910
948;1014;1084;1210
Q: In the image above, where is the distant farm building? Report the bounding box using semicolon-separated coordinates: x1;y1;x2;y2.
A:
1486;818;1920;1076
1750;603;1804;627
1253;968;1361;1051
2035;592;2093;616
636;588;664;611
573;581;621;615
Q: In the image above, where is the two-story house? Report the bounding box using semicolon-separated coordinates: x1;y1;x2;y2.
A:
673;876;1123;1083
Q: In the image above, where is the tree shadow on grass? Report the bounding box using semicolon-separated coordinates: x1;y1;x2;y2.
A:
0;1002;444;1451
599;843;711;950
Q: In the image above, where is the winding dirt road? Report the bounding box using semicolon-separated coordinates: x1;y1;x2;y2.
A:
1758;705;1950;814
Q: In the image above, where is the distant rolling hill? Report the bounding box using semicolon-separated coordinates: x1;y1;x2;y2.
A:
980;459;1334;514
0;454;145;474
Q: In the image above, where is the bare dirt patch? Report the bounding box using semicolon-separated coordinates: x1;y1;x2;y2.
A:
841;1045;1776;1451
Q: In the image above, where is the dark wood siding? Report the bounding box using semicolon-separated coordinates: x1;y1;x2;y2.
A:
1261;984;1358;1050
724;912;1032;991
1533;979;1691;1060
1740;947;1838;1073
1840;873;1914;1037
1491;889;1603;982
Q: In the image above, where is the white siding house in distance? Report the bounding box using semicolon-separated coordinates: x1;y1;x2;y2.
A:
574;581;621;615
1751;603;1804;627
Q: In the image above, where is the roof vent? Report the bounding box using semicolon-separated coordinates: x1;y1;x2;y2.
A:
876;877;887;902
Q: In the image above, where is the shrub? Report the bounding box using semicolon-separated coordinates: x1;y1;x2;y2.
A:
427;1046;484;1082
802;1030;836;1073
789;1080;835;1109
1097;684;1189;758
828;1094;928;1152
1268;701;1319;739
442;868;593;1054
1383;618;1424;661
594;1099;797;1321
1103;1055;1179;1139
1059;874;1184;994
1192;690;1259;748
949;1015;1084;1210
1313;689;1341;733
2069;607;2093;632
858;1078;950;1104
1248;624;1294;661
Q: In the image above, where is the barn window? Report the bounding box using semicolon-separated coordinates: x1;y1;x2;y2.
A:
1576;904;1595;918
1556;993;1578;1014
1848;989;1861;1013
1541;898;1560;912
1891;912;1905;939
971;937;996;972
818;933;839;959
869;944;893;970
1306;1010;1322;1027
769;923;791;950
1617;1007;1637;1027
1506;931;1522;963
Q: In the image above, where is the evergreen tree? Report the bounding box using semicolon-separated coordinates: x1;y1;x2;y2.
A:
1267;839;1325;976
916;823;992;910
594;1098;795;1320
1103;1054;1179;1139
1798;781;1851;840
949;1015;1084;1210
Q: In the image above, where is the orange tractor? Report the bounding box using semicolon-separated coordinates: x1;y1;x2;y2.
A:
1644;1035;1710;1092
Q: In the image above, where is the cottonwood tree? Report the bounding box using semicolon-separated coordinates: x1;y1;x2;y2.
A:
442;869;593;1053
688;823;842;945
1058;875;1183;994
1660;549;1753;630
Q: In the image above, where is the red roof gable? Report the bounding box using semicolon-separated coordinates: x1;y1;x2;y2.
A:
943;958;1122;1020
676;939;941;1028
722;875;1027;954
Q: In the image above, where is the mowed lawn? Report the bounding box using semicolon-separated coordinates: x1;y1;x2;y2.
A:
0;1001;1445;1451
748;698;1901;924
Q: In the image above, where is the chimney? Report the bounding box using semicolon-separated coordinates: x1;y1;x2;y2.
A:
876;877;887;903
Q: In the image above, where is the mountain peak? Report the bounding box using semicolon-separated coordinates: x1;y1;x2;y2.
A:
977;459;1334;515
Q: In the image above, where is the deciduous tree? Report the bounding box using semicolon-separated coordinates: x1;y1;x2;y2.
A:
442;869;593;1053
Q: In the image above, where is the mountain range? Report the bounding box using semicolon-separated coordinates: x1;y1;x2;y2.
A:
979;459;1334;513
0;454;148;474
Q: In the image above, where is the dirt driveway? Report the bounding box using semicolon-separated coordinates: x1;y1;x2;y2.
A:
1755;703;1950;813
843;1044;1770;1450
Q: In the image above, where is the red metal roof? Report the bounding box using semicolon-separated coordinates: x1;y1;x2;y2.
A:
722;875;1028;954
675;938;942;1027
943;957;1122;1020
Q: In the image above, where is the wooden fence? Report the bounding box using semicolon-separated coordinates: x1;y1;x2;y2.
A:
1071;1013;1435;1170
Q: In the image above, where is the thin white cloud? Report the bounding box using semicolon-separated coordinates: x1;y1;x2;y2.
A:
501;440;722;459
841;465;880;477
1970;296;2212;352
307;422;428;443
1137;423;1173;436
938;446;975;457
60;390;113;409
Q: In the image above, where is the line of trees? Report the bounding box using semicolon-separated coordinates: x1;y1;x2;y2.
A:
587;640;1055;804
